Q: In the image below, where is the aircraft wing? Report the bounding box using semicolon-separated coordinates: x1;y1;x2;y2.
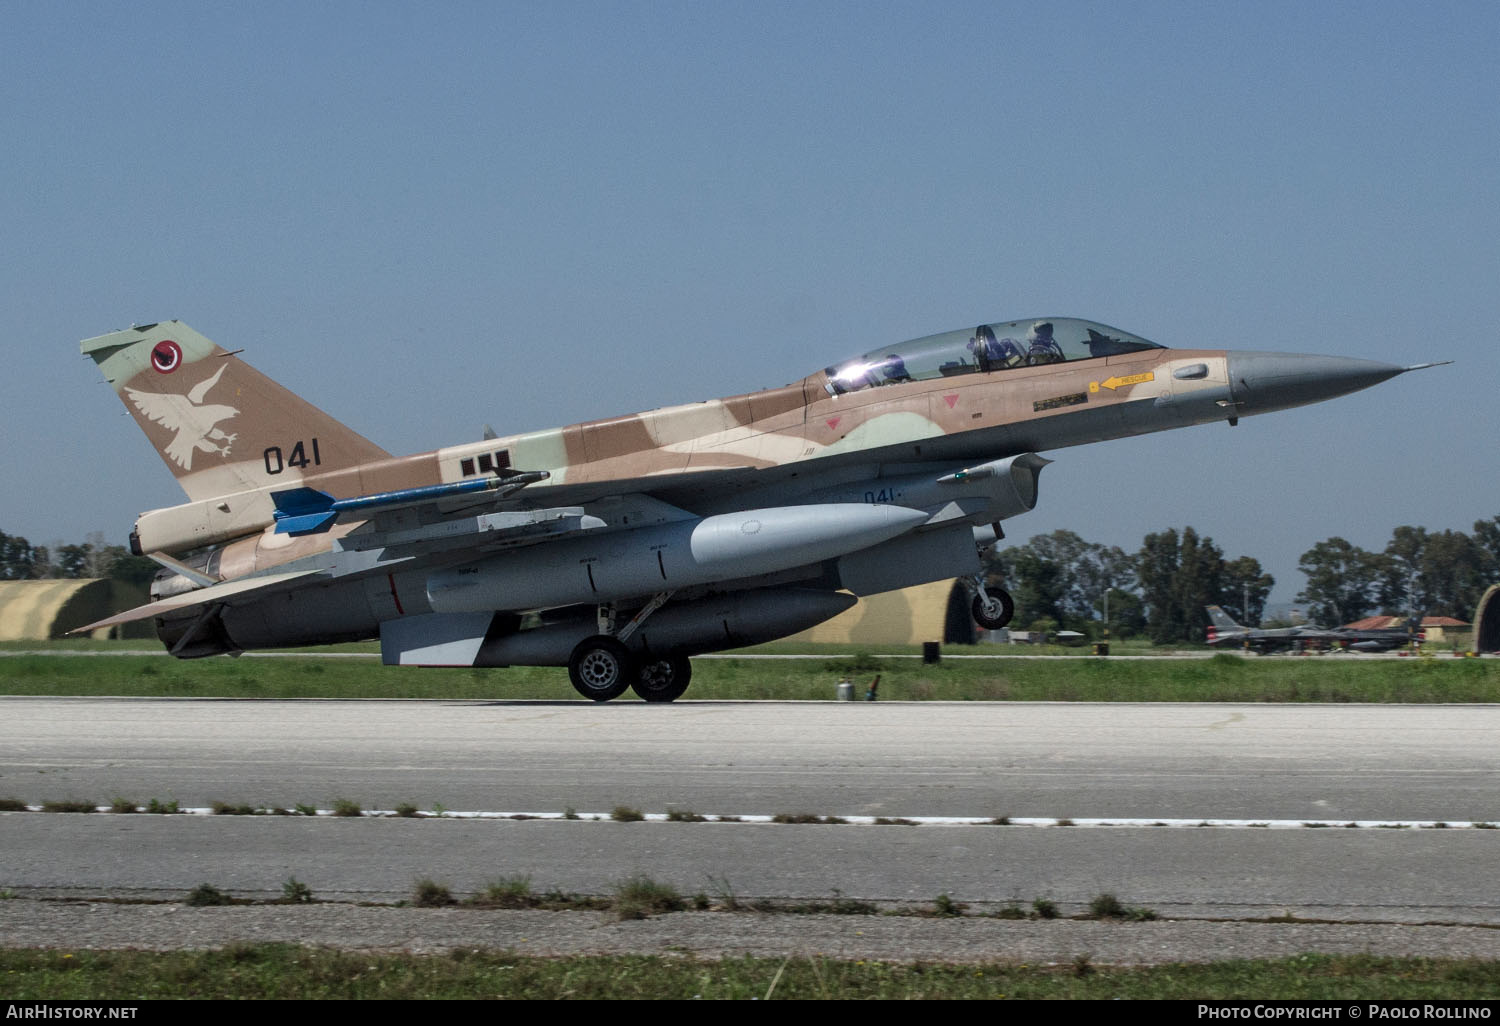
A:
83;466;767;640
509;464;763;510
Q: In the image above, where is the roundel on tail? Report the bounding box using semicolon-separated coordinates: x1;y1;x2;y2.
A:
151;340;183;373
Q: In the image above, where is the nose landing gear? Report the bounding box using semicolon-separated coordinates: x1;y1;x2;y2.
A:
970;575;1015;630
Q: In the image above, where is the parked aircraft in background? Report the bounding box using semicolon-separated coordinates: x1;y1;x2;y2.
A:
1206;605;1423;653
1206;605;1328;651
78;317;1439;700
1335;622;1426;652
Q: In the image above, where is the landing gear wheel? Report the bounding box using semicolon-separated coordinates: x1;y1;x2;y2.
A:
972;589;1015;630
632;655;692;703
567;636;636;702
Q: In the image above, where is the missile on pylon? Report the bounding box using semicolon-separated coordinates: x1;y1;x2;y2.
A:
271;471;549;535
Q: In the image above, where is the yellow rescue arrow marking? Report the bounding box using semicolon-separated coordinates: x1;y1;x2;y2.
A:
1091;371;1155;392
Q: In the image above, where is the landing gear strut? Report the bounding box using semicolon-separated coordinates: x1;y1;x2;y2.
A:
970;575;1015;630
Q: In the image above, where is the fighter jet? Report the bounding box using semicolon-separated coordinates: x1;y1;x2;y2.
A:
77;317;1441;700
1331;617;1428;652
1206;605;1422;653
1206;605;1330;652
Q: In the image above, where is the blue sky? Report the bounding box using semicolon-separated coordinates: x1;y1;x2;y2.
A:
2;1;1495;603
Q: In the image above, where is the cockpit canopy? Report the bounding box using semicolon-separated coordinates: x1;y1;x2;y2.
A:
823;317;1164;395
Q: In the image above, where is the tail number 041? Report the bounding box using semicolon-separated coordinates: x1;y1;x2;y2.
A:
264;439;322;475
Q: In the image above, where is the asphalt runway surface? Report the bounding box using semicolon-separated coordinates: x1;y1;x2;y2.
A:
4;698;1496;822
2;698;1497;961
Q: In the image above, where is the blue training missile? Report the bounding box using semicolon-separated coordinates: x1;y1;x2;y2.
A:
271;472;549;535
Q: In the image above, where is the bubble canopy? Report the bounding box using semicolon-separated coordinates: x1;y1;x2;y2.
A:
822;317;1164;395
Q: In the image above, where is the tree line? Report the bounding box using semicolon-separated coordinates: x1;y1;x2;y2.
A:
0;530;156;588
986;515;1499;643
1296;519;1499;628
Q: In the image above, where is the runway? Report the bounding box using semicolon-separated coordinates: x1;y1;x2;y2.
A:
2;697;1495;821
1;698;1496;930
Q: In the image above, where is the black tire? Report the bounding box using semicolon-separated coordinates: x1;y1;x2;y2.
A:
567;636;635;702
971;589;1015;630
632;655;692;703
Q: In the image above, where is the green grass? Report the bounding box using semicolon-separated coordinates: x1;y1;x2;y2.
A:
771;812;850;824
932;893;965;917
183;884;235;907
39;799;97;814
1;947;1496;999
281;878;314;904
612;874;686;920
470;875;537;909
1087;893;1159;921
1;647;1497;702
411;879;456;907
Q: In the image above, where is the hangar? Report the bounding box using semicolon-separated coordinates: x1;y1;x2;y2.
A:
1476;586;1500;654
0;579;151;641
787;579;979;646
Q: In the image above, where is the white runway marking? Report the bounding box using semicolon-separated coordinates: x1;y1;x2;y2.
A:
17;806;1496;830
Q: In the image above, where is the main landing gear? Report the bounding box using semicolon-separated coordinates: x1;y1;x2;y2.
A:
632;654;693;703
969;574;1015;630
567;636;636;702
566;592;693;703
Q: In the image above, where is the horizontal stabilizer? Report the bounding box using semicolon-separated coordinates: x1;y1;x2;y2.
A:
69;568;327;633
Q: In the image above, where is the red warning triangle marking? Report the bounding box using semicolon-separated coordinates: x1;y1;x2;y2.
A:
942;394;959;409
826;416;842;431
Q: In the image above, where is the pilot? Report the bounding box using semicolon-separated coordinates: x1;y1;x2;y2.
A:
967;325;1025;372
877;354;911;384
1025;321;1065;364
825;361;870;394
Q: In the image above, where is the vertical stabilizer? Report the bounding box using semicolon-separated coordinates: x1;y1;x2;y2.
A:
81;321;391;502
1205;605;1244;631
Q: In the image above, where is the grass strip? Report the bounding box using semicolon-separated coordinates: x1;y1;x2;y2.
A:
0;651;1497;703
1;947;1497;1000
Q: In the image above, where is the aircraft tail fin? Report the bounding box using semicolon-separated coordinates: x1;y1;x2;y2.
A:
81;322;391;502
1205;605;1244;632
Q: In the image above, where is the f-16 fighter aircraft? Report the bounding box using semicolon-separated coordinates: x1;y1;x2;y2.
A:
78;317;1441;700
1206;605;1423;653
1205;605;1330;651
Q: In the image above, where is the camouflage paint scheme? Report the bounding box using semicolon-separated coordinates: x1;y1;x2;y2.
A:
77;318;1421;701
85;320;1219;556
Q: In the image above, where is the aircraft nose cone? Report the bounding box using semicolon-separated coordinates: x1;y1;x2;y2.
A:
1227;352;1408;413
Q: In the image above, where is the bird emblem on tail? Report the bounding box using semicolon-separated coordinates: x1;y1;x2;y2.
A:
124;362;240;470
